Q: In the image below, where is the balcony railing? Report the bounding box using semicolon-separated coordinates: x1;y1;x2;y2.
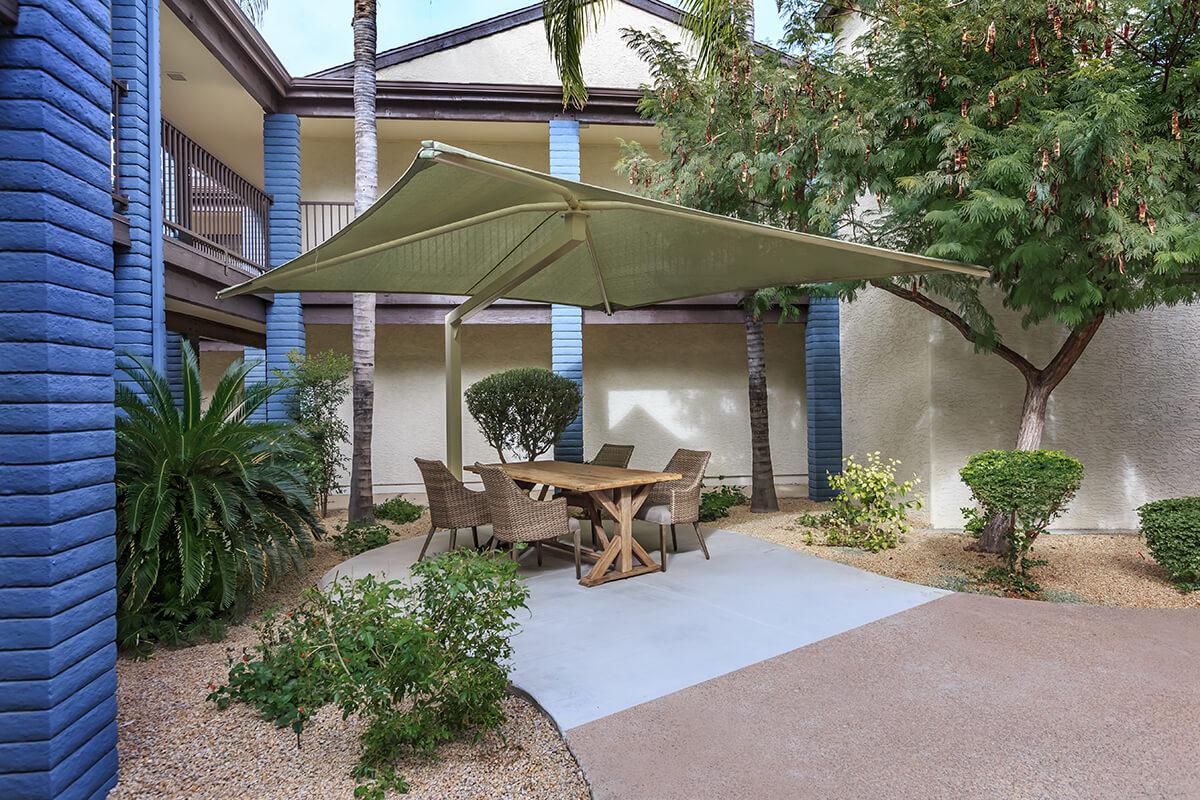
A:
161;119;271;275
301;200;356;252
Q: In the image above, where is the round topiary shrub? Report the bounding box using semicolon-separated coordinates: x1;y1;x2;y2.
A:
959;449;1084;576
1137;497;1200;590
465;367;581;462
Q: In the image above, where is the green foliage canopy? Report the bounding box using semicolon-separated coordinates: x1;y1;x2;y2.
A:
464;367;581;462
277;349;351;516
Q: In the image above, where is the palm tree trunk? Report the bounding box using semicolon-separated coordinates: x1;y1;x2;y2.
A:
744;309;779;512
347;0;377;522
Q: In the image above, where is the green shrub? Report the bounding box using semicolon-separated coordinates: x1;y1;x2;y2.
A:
825;452;922;553
699;485;748;522
374;496;425;524
115;343;319;654
276;350;352;516
210;549;529;798
464;367;581;462
1137;497;1200;590
331;521;392;557
959;449;1084;579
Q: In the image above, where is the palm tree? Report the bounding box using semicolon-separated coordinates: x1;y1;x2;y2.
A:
743;300;779;512
543;0;750;108
347;0;378;522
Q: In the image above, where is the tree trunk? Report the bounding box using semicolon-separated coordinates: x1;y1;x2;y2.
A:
347;0;378;522
744;310;779;512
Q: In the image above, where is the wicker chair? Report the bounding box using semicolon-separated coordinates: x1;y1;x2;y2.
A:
638;449;712;571
559;444;635;544
414;458;491;561
476;463;582;579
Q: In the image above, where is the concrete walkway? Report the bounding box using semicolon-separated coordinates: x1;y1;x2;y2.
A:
324;525;1200;799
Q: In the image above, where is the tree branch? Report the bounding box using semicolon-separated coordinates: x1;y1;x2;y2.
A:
872;281;1039;380
1041;312;1105;392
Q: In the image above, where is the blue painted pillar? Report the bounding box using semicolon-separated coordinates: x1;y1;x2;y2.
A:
806;297;844;500
165;331;184;407
0;2;120;797
243;346;268;422
549;118;584;462
112;0;165;382
261;113;305;422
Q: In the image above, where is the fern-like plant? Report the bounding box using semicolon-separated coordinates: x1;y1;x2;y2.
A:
115;342;320;651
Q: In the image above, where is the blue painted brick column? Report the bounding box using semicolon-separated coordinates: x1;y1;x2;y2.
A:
549;118;583;462
112;0;165;383
165;331;183;407
0;1;120;798
806;297;844;500
261;114;305;422
244;346;269;422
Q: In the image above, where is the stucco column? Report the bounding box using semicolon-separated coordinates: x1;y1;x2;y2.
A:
0;2;120;796
806;297;844;500
113;0;165;382
549;118;584;462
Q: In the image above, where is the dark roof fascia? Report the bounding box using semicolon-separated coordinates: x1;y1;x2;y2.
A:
284;79;652;125
164;0;291;110
308;0;688;79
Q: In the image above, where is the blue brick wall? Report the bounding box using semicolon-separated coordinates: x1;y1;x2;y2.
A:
112;0;164;385
243;346;268;423
548;119;583;462
806;296;844;500
0;1;120;797
165;331;183;407
261;113;304;422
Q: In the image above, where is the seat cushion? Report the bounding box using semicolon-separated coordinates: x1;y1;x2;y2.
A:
568;516;581;532
636;504;672;524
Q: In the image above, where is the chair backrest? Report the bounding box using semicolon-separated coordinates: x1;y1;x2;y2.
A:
590;443;634;469
475;463;529;541
415;457;470;529
663;448;711;489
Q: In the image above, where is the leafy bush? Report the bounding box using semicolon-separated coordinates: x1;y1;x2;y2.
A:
699;485;748;522
464;367;581;462
115;343;319;653
374;496;425;525
825;453;922;553
209;550;529;798
277;350;352;516
331;521;392;557
960;450;1084;580
1137;497;1200;591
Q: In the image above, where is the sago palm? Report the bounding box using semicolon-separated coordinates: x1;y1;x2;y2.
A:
115;342;319;636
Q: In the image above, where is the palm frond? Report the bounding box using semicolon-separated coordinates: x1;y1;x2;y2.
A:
542;0;611;108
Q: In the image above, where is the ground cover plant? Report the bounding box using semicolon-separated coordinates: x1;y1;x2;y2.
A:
331;521;392;557
1137;497;1200;591
115;343;319;654
960;449;1084;593
209;549;529;799
699;485;750;522
374;496;425;524
465;367;581;462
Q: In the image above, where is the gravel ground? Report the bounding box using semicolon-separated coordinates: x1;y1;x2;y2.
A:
110;508;590;800
719;498;1200;609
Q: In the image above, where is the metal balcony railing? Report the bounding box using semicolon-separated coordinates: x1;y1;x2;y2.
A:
161;119;271;275
300;200;356;252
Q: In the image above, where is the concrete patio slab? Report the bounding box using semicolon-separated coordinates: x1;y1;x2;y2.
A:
324;525;946;730
568;591;1200;800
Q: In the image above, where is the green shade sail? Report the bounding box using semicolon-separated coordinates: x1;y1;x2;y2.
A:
218;141;985;308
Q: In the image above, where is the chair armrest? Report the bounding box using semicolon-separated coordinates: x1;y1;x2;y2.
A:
667;485;703;524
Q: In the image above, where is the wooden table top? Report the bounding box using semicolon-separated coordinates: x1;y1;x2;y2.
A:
465;460;682;492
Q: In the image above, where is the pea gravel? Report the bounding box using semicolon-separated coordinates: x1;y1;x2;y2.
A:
720;497;1200;609
110;507;590;800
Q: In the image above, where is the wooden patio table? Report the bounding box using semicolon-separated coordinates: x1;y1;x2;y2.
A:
465;460;682;587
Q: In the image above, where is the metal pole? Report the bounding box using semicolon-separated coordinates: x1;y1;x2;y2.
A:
445;315;463;477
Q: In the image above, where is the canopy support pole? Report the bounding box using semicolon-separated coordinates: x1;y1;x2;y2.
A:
445;212;589;477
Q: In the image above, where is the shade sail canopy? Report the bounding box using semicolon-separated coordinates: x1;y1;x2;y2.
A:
219;142;985;309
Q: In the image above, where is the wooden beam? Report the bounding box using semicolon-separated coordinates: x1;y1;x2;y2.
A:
165;310;265;348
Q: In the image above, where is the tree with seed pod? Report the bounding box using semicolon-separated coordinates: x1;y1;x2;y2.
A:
781;0;1200;552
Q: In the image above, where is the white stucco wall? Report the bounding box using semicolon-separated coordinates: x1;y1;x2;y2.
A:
306;321;808;493
376;2;692;88
841;288;1200;530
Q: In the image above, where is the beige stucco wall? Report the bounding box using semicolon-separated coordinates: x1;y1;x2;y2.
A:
376;2;691;88
306;322;807;493
841;288;1200;530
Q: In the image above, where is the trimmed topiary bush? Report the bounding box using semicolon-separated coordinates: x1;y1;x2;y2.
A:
959;450;1084;582
465;367;581;462
1137;497;1200;591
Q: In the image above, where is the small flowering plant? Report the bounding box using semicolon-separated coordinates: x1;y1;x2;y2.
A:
824;452;923;553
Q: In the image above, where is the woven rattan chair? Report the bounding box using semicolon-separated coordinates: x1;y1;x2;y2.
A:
638;448;712;571
414;458;491;561
477;463;583;579
559;444;635;545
